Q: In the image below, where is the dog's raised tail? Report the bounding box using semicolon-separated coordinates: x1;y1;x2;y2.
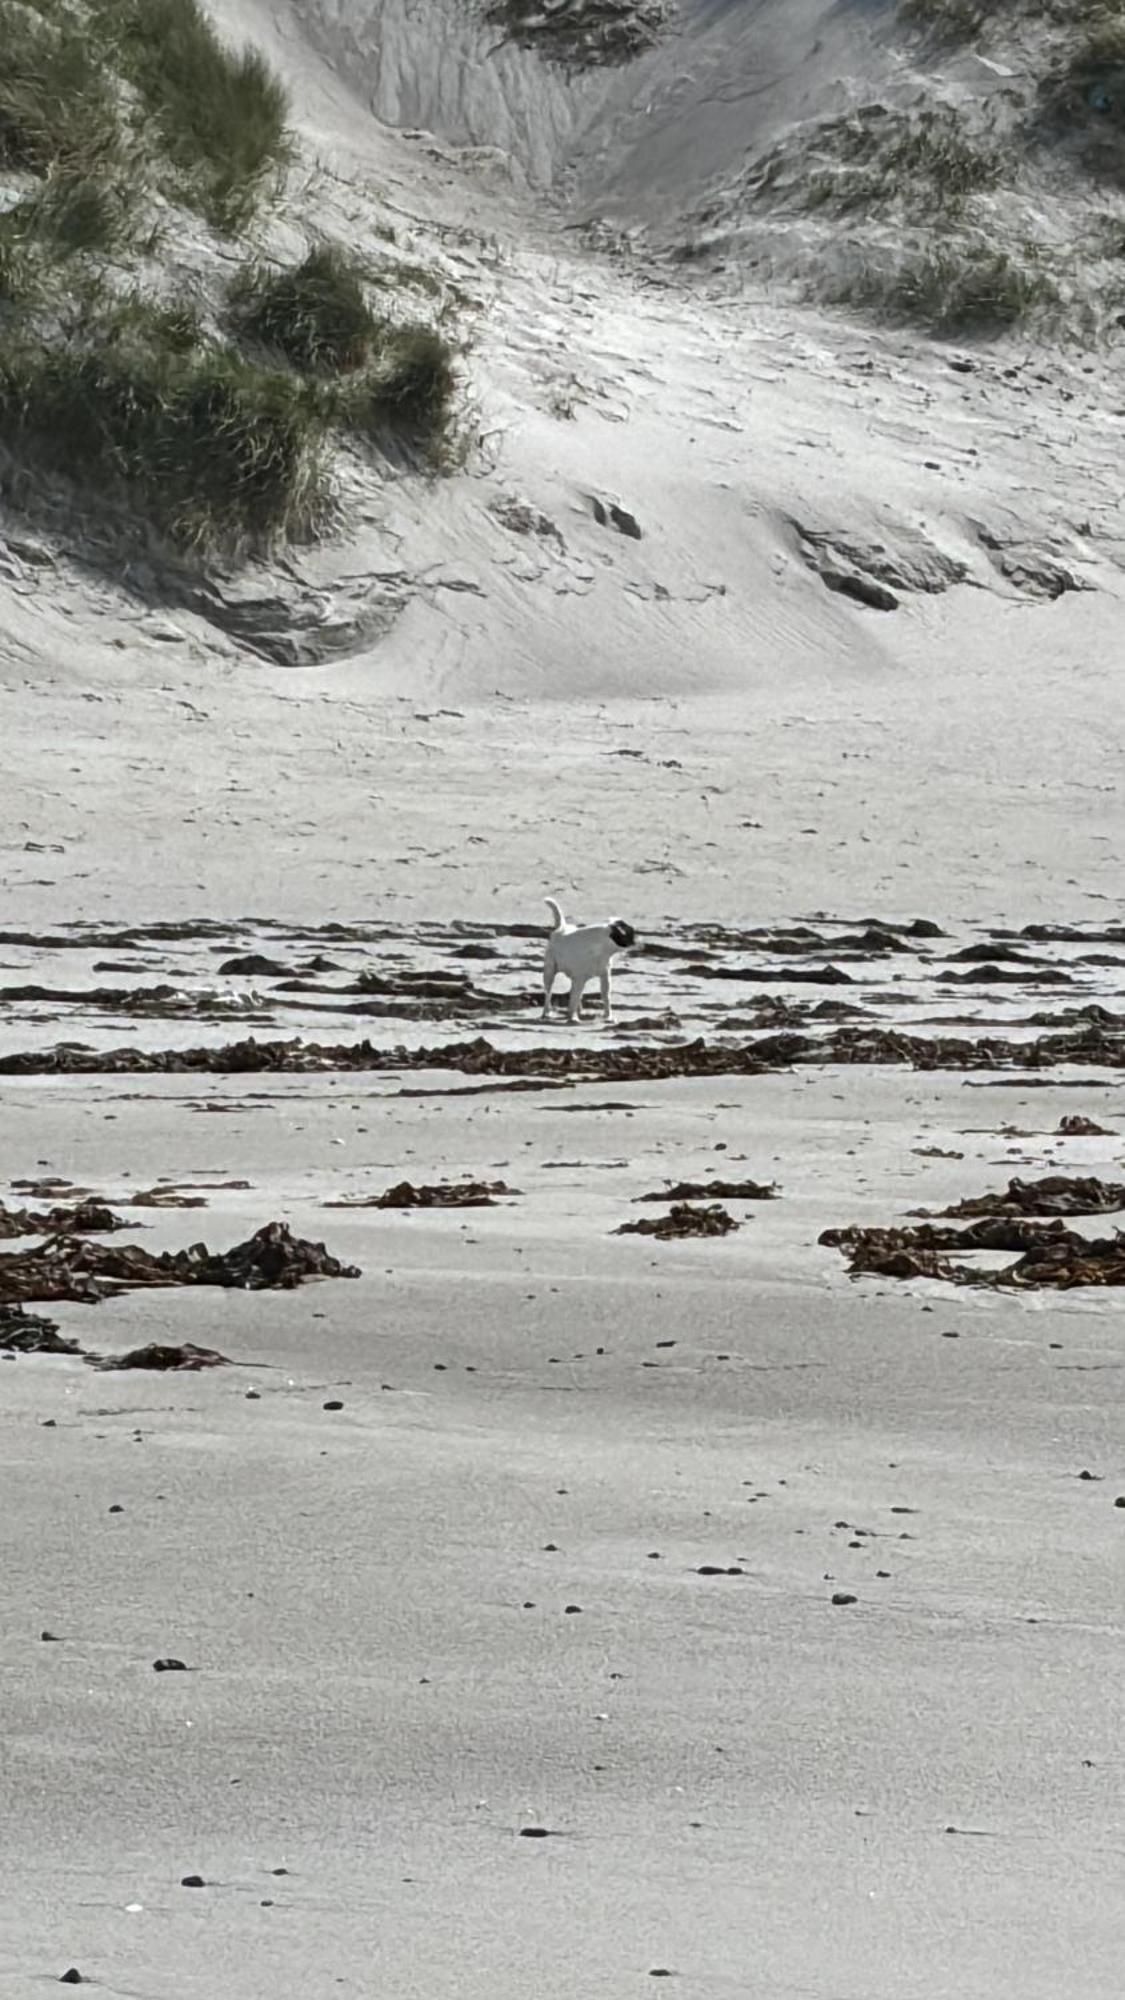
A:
544;897;565;934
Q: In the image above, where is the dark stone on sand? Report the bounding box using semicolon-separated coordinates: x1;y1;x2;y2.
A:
564;1604;583;1614
59;1972;83;1985
1115;1497;1125;1509
41;1630;61;1641
153;1658;188;1672
181;1875;206;1888
218;954;289;976
1078;1470;1101;1481
108;1504;123;1513
323;1399;344;1411
832;1592;858;1606
519;1826;553;1838
822;568;899;611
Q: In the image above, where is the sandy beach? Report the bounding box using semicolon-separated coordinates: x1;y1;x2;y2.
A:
2;0;1125;1994
2;915;1124;1997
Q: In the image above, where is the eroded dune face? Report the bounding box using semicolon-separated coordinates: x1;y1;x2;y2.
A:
276;0;892;207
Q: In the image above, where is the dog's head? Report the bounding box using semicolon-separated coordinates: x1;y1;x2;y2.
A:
608;920;636;951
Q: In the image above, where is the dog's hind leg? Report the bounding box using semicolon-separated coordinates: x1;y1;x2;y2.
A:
542;949;557;1021
568;976;587;1023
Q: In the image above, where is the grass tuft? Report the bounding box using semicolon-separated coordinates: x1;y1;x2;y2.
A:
483;0;668;68
0;308;328;553
230;248;377;373
897;0;986;46
7;170;134;256
0;0;124;177
750;105;1004;218
831;243;1059;337
1039;22;1125;186
88;0;290;228
339;323;459;457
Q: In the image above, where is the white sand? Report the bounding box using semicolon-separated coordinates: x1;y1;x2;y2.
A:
2;1067;1125;1998
2;2;1125;1993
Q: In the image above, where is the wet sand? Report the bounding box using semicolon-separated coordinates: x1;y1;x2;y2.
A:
2;1035;1124;1999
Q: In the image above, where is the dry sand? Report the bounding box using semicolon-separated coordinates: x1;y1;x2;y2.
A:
2;1;1125;1994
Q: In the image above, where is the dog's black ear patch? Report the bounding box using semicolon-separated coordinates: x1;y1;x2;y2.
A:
609;920;636;949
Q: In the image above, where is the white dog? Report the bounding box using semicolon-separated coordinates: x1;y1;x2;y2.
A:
542;897;636;1023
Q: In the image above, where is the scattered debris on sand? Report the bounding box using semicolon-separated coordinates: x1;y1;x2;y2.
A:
325;1179;513;1209
1057;1115;1117;1137
128;1188;208;1209
0;1305;81;1354
919;1175;1125;1219
617;1203;740;1239
0;1221;360;1309
821;1218;1125;1289
87;1342;230;1371
637;1178;777;1202
0;1199;125;1239
4;1021;1122;1081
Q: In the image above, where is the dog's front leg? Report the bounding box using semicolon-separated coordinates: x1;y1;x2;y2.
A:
600;966;613;1022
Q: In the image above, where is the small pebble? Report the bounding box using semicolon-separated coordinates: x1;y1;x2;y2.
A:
59;1972;83;1986
519;1826;552;1839
832;1592;858;1607
108;1504;123;1514
181;1875;205;1889
1115;1498;1125;1510
153;1658;188;1672
323;1400;344;1412
245;1389;261;1401
1078;1470;1101;1481
564;1604;582;1614
41;1630;61;1642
